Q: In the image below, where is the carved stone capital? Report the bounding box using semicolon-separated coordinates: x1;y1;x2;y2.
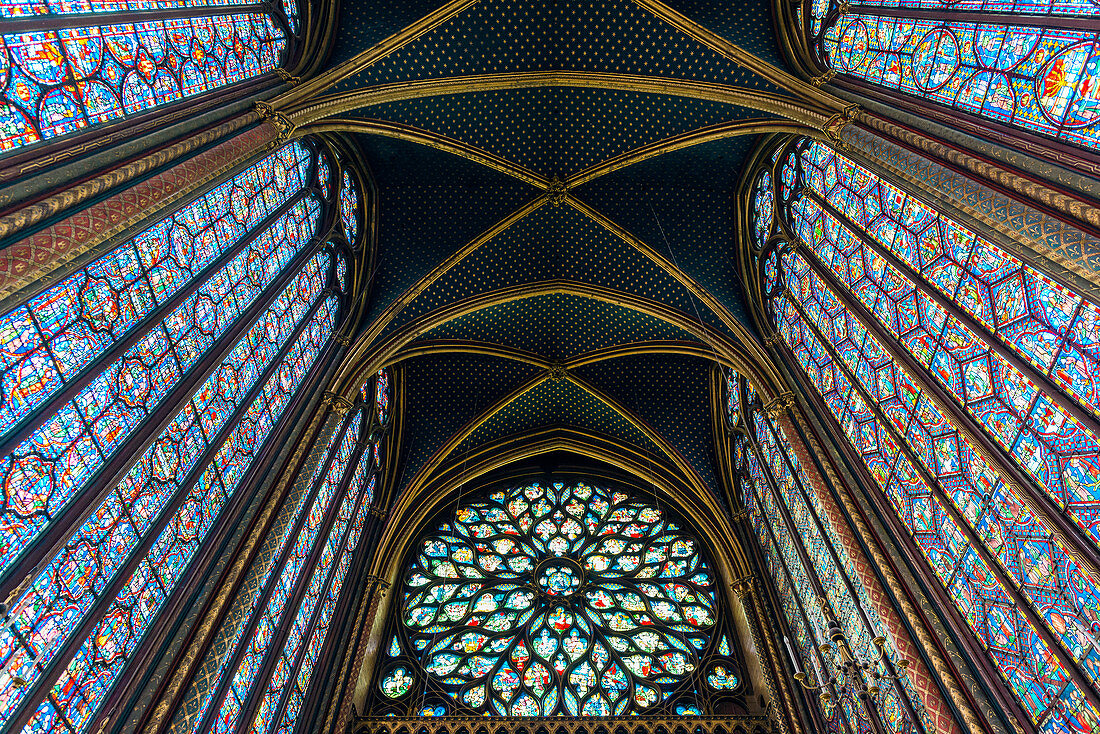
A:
810;69;835;88
322;391;355;416
274;68;302;86
731;574;755;599
763;392;796;418
254;101;296;141
333;334;352;346
821;105;860;149
763;332;784;348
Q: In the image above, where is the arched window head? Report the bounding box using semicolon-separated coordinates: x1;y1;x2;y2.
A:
0;136;352;734
747;135;1100;733
0;0;302;158
375;480;746;717
808;3;1100;153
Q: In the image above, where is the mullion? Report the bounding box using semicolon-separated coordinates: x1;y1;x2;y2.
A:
267;433;372;734
786;288;1100;723
0;184;313;458
257;435;366;734
743;453;858;734
763;411;927;733
214;407;360;734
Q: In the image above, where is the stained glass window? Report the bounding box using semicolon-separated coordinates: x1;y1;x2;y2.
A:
813;3;1100;151
0;139;342;734
384;480;736;717
736;399;923;734
726;370;741;427
0;142;314;582
752;171;774;249
375;368;389;425
172;370;388;734
340;169;359;245
754;139;1100;734
0;1;299;156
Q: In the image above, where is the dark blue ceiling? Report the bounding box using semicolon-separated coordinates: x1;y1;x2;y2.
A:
336;0;782;511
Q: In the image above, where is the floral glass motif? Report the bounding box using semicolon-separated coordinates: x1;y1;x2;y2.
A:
340;170;359;245
763;138;1100;734
752;170;774;248
706;665;738;691
819;9;1100;150
0;141;315;584
399;481;717;717
0;12;291;155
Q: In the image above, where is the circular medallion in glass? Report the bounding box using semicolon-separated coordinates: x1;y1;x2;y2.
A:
535;557;583;598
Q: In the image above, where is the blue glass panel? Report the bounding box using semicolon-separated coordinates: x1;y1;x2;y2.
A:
0;16;288;154
821;16;1100;150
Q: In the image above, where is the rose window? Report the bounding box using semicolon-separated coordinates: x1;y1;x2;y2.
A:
396;481;719;716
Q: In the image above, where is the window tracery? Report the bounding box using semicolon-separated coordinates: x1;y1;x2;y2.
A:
373;480;746;718
0;0;299;157
750;136;1100;733
808;1;1100;152
0;139;344;734
728;373;925;734
172;365;388;734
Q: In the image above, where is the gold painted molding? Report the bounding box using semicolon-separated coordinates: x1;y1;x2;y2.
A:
631;0;847;114
564;120;820;187
288;72;831;127
269;0;478;110
377;430;752;582
566;197;787;394
300;119;548;188
331;280;769;399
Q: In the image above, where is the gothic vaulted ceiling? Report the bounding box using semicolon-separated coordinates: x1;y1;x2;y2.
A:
318;0;814;507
